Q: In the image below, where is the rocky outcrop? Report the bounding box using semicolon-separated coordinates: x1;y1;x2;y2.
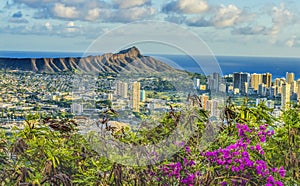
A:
0;47;178;74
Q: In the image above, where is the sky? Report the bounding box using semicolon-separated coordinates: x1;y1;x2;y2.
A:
1;0;300;57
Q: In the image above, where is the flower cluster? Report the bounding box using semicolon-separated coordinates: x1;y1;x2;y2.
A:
154;146;199;185
203;124;285;186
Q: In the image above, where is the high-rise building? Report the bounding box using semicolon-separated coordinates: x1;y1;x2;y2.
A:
269;86;276;98
290;81;296;95
233;72;249;94
207;98;223;118
71;103;83;115
207;72;220;92
140;90;146;102
116;81;128;98
219;83;226;93
195;78;200;89
258;84;267;96
131;81;140;112
244;82;249;94
281;83;291;110
286;72;294;84
262;73;272;88
200;94;209;110
251;73;262;91
297;79;300;102
274;78;281;87
108;93;113;101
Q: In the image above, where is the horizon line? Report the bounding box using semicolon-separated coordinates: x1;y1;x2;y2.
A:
1;50;300;59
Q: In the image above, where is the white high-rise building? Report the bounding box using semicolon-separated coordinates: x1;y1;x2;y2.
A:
297;79;300;102
281;83;291;110
116;81;128;98
131;81;141;112
71;103;83;115
207;98;224;118
286;72;294;84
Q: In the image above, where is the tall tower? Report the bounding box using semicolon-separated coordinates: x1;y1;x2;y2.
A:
116;81;128;98
262;73;272;88
297;79;300;102
281;83;291;110
286;72;294;84
251;73;262;91
131;81;141;112
233;72;249;94
200;94;209;110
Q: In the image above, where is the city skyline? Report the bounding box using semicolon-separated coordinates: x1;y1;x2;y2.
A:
1;1;300;57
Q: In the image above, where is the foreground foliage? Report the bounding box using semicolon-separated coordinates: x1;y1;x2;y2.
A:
0;101;299;185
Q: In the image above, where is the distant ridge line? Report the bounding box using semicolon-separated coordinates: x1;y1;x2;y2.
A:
0;47;178;73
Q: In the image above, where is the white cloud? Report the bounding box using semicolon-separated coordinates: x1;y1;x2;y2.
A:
112;0;151;9
212;4;243;28
173;4;254;28
85;8;101;21
285;37;295;48
45;22;52;30
232;3;298;36
10;0;154;22
270;3;294;36
0;22;103;38
65;21;81;33
177;0;208;14
285;36;300;48
107;6;155;22
162;0;208;14
52;3;79;19
67;21;75;27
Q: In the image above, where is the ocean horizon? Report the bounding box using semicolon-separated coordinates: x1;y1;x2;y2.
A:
0;50;300;79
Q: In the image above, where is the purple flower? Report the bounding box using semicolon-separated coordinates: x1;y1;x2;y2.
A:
185;146;191;153
267;130;275;136
271;168;278;172
260;136;266;142
184;158;188;166
180;173;195;184
189;160;196;166
260;125;267;131
278;166;286;178
275;181;284;186
221;181;227;186
256;144;262;151
267;175;275;183
242;151;249;158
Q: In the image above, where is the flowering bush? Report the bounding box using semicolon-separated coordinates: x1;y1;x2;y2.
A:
152;123;287;186
0;103;299;185
203;123;285;185
153;146;199;185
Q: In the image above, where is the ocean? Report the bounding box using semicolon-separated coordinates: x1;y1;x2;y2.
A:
0;51;300;79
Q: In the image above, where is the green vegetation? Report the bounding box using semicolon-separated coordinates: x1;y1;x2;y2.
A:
0;100;299;185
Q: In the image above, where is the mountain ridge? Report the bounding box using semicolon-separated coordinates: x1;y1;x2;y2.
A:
0;47;178;73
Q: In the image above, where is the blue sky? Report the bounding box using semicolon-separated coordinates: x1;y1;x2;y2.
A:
1;0;300;57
